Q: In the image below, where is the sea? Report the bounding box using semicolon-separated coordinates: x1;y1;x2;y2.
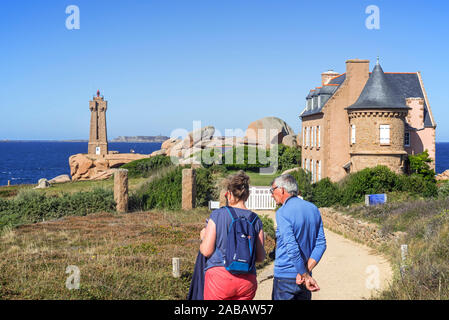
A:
0;142;162;186
0;141;448;187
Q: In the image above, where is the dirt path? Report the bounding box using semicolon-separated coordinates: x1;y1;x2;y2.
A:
253;211;393;300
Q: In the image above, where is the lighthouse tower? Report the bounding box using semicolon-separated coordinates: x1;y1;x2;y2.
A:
88;90;108;155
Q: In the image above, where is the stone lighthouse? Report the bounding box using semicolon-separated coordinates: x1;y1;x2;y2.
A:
88;90;108;155
346;60;411;174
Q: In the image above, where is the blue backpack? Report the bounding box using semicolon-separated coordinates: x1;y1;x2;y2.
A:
223;206;259;274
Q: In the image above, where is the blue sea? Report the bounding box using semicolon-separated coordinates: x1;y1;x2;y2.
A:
0;142;162;186
0;141;448;186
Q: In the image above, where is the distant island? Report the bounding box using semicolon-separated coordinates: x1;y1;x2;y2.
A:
111;135;169;143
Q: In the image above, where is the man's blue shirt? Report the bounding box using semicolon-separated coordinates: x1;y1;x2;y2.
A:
274;196;327;278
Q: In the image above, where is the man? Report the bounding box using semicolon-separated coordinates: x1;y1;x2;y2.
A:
270;174;326;300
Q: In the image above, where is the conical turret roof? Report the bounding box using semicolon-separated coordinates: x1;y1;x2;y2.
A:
347;61;410;110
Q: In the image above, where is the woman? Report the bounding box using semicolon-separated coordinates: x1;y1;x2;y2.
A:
200;170;266;300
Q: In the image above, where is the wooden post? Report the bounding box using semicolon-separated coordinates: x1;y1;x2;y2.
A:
172;257;181;278
114;169;129;213
182;168;196;210
7;180;11;187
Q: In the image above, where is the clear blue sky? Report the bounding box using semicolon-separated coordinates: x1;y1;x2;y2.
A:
1;0;448;141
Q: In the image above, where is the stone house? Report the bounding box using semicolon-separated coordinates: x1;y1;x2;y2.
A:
300;59;436;183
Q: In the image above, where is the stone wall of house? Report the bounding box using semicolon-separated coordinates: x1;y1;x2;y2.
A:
319;207;406;249
349;110;408;174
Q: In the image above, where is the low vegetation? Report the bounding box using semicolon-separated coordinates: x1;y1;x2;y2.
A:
340;197;449;300
0;208;275;299
0;188;115;232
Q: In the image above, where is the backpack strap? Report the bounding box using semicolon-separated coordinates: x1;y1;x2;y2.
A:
224;206;238;232
224;206;238;221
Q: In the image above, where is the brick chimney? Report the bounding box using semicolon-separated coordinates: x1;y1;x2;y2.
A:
345;59;370;103
321;70;340;86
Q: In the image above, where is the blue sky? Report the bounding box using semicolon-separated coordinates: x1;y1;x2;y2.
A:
0;0;448;141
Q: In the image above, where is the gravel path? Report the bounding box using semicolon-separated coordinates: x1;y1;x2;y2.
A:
253;211;393;300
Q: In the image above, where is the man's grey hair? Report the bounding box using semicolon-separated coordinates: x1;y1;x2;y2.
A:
271;174;298;196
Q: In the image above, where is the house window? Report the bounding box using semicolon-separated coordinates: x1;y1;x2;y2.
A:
313;126;317;148
303;128;305;147
317;96;321;109
404;132;410;147
311;126;314;148
380;125;390;144
305;158;309;171
311;159;314;182
306;127;310;147
318;160;322;181
317;126;321;148
351;125;356;144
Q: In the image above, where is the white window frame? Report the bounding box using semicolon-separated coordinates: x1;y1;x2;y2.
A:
404;131;410;147
311;126;314;148
303;127;305;147
318;160;322;181
310;159;314;182
317;126;321;148
311;159;315;183
306;127;310;147
351;124;356;144
380;124;390;144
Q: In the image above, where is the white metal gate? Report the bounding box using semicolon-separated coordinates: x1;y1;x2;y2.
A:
245;186;276;210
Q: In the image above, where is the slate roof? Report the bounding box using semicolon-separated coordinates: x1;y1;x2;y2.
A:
347;63;410;110
300;65;434;128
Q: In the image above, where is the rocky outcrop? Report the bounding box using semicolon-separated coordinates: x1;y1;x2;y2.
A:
245;117;294;149
49;174;71;184
69;153;150;181
436;169;449;181
182;126;215;148
282;134;298;148
35;178;50;189
152;118;299;167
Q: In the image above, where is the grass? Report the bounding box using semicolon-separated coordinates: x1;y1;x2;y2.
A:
337;196;449;300
0;177;149;200
226;170;278;187
0;207;275;300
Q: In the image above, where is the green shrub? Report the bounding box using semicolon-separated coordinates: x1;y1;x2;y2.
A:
339;166;401;206
438;181;449;199
259;214;275;240
289;168;313;201
311;178;341;207
408;150;436;182
277;144;302;172
194;148;223;168
130;166;218;211
400;174;438;198
195;167;218;207
0;188;115;231
222;146;271;172
120;155;173;178
139;167;183;210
